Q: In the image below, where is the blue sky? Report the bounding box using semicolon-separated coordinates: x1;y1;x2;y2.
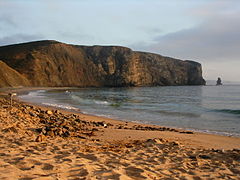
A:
0;0;239;81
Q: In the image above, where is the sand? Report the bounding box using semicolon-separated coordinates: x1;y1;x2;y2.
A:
0;90;239;179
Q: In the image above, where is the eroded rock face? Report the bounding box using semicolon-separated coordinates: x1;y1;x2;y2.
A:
0;40;205;87
0;60;30;87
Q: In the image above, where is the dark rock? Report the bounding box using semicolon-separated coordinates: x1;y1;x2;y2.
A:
29;112;37;117
198;154;211;159
189;155;197;160
36;134;45;142
180;131;194;134
62;130;70;137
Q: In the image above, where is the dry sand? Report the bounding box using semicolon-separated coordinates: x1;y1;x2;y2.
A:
0;90;239;179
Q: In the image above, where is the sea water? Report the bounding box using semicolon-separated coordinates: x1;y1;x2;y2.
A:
19;83;240;137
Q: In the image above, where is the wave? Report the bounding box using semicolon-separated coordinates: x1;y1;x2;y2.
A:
214;109;240;115
42;103;79;111
70;94;92;105
187;128;240;137
18;90;47;99
70;94;111;105
94;100;110;105
154;109;200;118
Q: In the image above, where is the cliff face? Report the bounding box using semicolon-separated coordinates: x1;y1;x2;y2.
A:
0;60;30;87
0;40;205;87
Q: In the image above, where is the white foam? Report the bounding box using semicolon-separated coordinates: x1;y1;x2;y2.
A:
184;128;240;137
42;103;79;111
70;94;91;104
18;90;47;99
94;100;110;105
70;94;110;105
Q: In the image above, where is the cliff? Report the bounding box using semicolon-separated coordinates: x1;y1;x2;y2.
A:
0;60;30;87
0;40;205;87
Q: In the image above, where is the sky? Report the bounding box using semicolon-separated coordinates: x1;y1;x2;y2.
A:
0;0;239;81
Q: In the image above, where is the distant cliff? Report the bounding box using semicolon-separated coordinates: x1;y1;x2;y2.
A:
0;40;205;87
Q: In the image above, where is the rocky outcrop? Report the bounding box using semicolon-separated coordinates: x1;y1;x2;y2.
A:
0;40;205;87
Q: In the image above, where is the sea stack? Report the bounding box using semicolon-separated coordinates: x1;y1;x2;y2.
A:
216;77;223;85
0;40;206;87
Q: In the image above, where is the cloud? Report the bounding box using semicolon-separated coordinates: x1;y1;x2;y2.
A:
132;1;240;63
0;34;44;46
130;1;240;81
145;16;240;62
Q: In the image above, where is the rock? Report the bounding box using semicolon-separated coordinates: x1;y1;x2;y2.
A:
46;110;52;115
117;126;123;129
54;110;60;114
180;131;194;134
146;139;156;144
189;155;197;160
47;130;55;137
155;138;165;144
38;113;46;119
125;144;133;148
198;154;211;159
171;141;179;146
0;40;205;87
62;130;70;137
36;134;45;142
29;111;37;117
41;127;47;135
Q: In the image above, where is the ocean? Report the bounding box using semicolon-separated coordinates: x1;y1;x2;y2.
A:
19;83;240;137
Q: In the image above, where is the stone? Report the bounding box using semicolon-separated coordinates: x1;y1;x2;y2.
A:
54;110;60;114
198;154;211;159
189;155;197;160
29;112;37;117
41;127;47;135
46;110;52;115
47;130;55;137
36;134;45;142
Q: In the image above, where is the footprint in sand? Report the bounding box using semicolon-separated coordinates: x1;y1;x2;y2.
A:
76;153;98;161
18;177;35;180
68;168;89;178
42;163;54;171
124;166;146;179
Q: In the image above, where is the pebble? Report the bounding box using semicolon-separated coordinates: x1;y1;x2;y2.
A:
29;112;37;117
198;154;211;159
36;134;45;142
46;110;53;115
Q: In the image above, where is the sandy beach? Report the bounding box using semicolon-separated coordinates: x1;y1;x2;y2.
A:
0;89;239;179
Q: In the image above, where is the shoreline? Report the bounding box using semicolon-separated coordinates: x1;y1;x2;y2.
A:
3;87;240;150
0;88;240;179
16;87;240;138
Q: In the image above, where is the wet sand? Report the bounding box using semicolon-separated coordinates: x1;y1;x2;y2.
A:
0;90;239;179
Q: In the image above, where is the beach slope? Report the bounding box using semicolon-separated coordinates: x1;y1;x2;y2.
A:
0;93;239;179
